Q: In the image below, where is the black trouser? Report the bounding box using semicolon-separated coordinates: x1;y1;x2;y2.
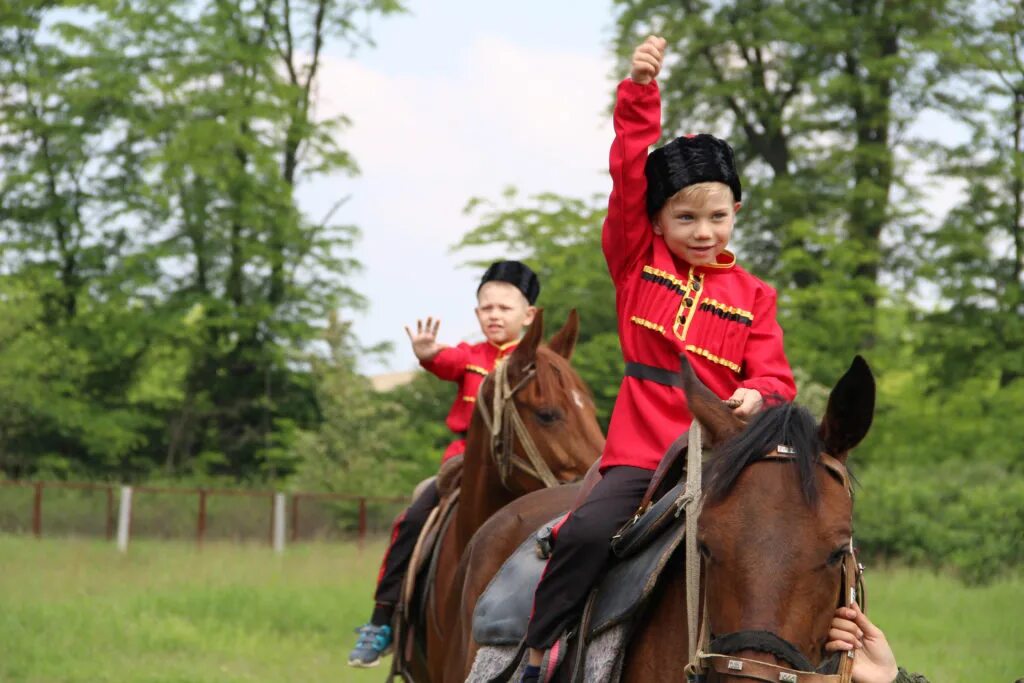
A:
524;466;652;649
373;479;441;612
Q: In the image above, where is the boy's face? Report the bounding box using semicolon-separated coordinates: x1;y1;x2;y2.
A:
475;281;536;345
653;182;740;266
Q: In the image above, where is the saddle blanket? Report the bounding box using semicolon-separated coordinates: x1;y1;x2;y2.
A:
466;623;627;683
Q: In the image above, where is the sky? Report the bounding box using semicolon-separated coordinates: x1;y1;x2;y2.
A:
297;1;621;374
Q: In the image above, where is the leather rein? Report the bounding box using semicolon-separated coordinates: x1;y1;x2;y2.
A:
684;429;866;683
474;360;562;490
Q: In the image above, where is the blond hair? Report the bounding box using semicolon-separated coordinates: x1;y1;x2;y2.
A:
663;181;736;210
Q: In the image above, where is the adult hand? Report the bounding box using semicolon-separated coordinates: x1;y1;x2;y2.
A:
631;35;667;85
405;317;444;362
727;387;763;418
825;603;900;683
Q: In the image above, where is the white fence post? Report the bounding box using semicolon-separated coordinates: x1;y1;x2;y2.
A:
116;486;133;553
272;492;286;554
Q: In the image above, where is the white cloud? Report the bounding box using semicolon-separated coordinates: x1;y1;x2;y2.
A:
298;36;616;372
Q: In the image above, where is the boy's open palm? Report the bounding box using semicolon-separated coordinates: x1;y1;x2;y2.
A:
631;36;667;85
405;317;444;362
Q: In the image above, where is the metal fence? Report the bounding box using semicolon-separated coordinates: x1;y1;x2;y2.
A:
0;480;407;550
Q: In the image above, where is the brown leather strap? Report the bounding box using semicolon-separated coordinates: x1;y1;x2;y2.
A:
704;653;845;683
636;396;742;512
637;428;691;511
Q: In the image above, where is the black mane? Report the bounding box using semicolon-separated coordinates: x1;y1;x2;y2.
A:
703;402;824;504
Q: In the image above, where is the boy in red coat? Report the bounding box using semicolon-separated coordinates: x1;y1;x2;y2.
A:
348;260;540;668
519;37;796;681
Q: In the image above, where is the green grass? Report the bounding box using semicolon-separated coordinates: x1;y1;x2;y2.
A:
866;566;1023;681
0;536;389;683
0;536;1020;682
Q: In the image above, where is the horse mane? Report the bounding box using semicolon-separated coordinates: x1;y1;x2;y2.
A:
526;345;593;404
703;402;824;505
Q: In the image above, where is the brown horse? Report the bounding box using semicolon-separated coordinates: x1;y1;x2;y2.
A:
446;356;874;683
403;309;606;682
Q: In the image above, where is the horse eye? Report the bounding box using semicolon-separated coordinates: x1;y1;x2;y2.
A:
698;541;712;560
826;546;849;567
534;407;563;425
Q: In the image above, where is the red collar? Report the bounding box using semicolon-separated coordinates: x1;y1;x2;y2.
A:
669;248;737;273
489;339;519;354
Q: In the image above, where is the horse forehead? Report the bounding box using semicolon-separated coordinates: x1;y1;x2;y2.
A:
703;465;849;536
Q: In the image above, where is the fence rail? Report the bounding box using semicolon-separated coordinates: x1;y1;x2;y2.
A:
0;479;407;552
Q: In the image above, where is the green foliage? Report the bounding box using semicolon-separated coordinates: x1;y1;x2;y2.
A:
856;461;1024;585
914;0;1024;393
0;0;405;480
386;372;457;475
292;313;429;497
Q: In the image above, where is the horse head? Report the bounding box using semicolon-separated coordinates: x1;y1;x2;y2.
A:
684;356;875;680
471;308;604;495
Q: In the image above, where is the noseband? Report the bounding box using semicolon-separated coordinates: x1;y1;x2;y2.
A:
474;360;562;489
685;439;866;683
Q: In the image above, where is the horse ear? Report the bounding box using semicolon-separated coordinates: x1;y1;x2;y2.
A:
818;355;875;462
547;309;579;360
680;355;745;447
510;308;544;367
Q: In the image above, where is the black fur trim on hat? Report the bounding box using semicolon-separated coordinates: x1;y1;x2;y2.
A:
645;133;742;216
478;260;541;305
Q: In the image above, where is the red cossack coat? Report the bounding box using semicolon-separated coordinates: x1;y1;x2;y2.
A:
601;78;796;472
420;339;519;463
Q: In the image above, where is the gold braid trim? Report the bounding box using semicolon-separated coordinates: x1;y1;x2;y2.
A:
674;267;704;341
630;316;666;334
642;265;687;291
685;345;741;373
701;297;754;322
465;364;489;376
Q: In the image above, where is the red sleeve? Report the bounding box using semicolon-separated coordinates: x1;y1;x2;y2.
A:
420;343;471;382
740;288;797;402
602;79;662;280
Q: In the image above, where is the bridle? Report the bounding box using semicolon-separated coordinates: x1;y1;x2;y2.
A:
474;359;562;489
684;429;867;683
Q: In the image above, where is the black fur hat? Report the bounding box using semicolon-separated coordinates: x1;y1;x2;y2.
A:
478;260;540;305
645;134;742;216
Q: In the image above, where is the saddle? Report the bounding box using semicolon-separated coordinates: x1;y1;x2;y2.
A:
472;482;691;648
473;428;695;651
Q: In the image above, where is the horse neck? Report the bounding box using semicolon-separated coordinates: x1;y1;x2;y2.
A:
452;431;519;553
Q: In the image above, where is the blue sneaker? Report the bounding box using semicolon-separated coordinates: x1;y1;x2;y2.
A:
347;623;393;668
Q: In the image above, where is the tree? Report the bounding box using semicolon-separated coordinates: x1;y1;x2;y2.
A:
293;312;426;496
0;1;168;476
0;0;404;479
919;0;1023;392
612;0;960;378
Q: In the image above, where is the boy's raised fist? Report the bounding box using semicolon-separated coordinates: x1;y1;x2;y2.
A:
630;35;667;85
